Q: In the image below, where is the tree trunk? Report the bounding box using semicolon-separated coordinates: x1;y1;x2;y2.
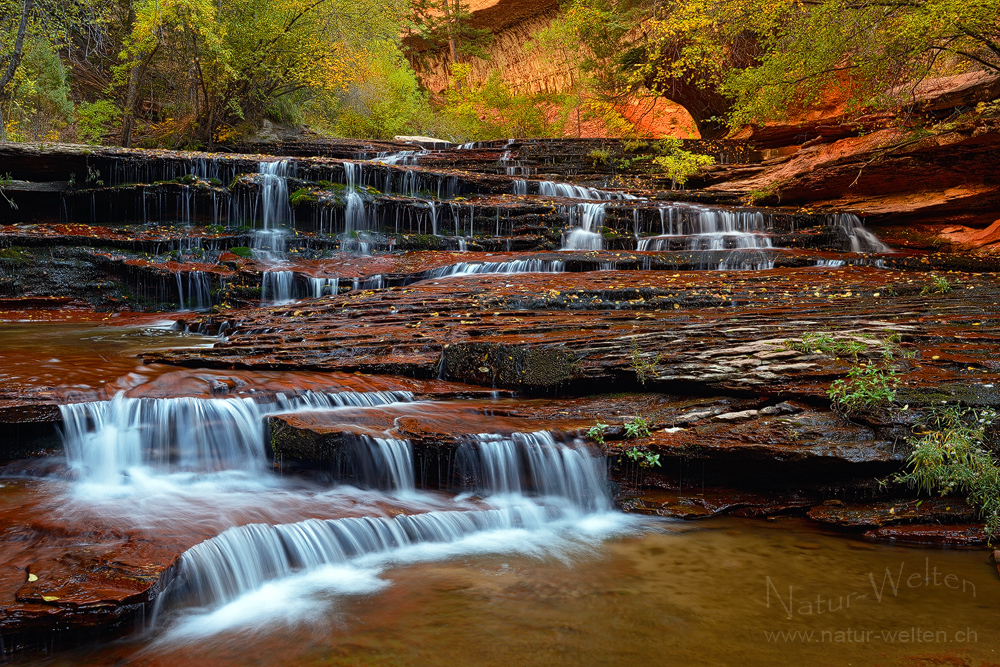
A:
120;46;158;147
0;0;35;140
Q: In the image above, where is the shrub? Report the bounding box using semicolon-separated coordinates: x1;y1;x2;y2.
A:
896;407;1000;536
76;100;121;145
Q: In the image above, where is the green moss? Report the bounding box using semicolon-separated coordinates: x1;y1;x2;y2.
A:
0;247;30;264
230;246;254;258
289;187;319;207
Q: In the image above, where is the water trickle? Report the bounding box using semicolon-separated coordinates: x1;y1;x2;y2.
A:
174;271;211;311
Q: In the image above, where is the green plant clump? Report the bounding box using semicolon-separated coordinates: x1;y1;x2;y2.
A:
922;274;952;294
896;407;1000;535
588;147;612;166
625;446;661;468
289;188;319;207
630;341;662;385
828;362;898;412
587;421;608;446
623;415;651;439
786;332;869;358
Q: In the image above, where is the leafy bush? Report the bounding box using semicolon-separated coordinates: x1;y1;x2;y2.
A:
75;100;121;145
896;407;1000;535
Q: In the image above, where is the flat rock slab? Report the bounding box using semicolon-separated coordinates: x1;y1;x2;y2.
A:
808;498;977;528
149;267;1000;400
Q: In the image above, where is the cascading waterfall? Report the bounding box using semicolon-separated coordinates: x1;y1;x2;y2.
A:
540;181;636;201
561;203;606;251
352;274;384;290
59;390;414;485
165;504;566;612
425;260;565;278
307;277;339;298
175;271;211;311
257;161;293;230
829;213;892;253
261;270;295;304
332;436;415;491
455;432;610;512
637;203;775;269
158;429;614;620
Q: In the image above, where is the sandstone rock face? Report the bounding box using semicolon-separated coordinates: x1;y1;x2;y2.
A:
411;0;565;96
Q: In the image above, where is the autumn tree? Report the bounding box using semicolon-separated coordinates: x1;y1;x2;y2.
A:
552;0;1000;136
0;0;86;140
114;0;406;147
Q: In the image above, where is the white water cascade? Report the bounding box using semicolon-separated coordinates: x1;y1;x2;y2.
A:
257;161;292;230
158;429;619;625
425;259;565;278
561;203;607;251
829;213;892;253
261;270;295;304
59;390;414;485
636;203;775;269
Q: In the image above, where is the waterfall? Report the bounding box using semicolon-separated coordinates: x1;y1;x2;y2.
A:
513;179;528;195
332;436;415;492
160;430;616;619
59;390;414;485
829;213;892;253
375;150;423;165
635;203;776;269
540;180;636;201
261;270;295;304
257;161;292;230
168;504;563;612
425;260;565;278
455;432;610;512
306;277;339;298
174;271;211;311
352;274;384;290
561;203;606;251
